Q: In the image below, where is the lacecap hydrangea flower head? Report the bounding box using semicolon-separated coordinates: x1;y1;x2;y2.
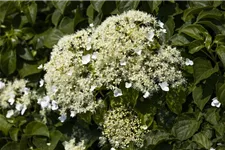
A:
44;28;101;116
91;10;186;97
0;79;33;118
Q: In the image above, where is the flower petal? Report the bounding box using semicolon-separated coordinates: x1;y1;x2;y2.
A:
82;54;91;64
114;88;123;97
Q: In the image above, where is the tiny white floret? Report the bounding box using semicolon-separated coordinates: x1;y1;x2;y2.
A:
0;81;5;89
92;52;98;60
90;85;96;92
58;114;67;122
70;111;76;117
210;148;215;150
8;98;15;105
51;100;58;110
37;64;43;69
147;31;154;41
120;60;126;66
159;82;169;91
21;105;27;115
39;79;44;87
89;23;94;27
185;58;194;66
82;54;91;64
113;88;123;97
158;20;164;28
134;49;142;55
211;97;221;108
6;110;14;118
111;148;116;150
125;82;132;88
143;91;150;98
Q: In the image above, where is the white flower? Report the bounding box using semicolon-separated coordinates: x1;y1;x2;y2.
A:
120;59;126;66
67;71;73;76
211;97;221;108
21;105;27;115
16;103;23;111
111;148;116;150
210;148;215;150
6;110;14;118
113;88;123;97
92;52;98;60
161;29;167;33
47;143;51;146
37;64;43;69
87;43;92;51
38;96;51;109
0;81;5;89
125;82;132;88
70;111;76;117
82;54;91;64
51;100;58;110
39;79;44;87
143;91;150;98
8;98;15;105
51;86;58;93
134;49;142;55
147;31;154;41
58;114;67;122
158;20;164;28
185;58;194;66
23;87;30;95
141;125;148;130
89;23;94;27
159;82;169;91
90;85;96;92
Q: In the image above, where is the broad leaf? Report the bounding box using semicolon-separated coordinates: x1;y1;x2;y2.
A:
192;85;212;110
23;2;37;25
179;24;209;41
0;114;12;135
1;142;20;150
196;8;222;22
52;1;69;14
205;108;220;125
74;8;86;28
216;45;225;68
192;132;212;149
216;80;225;105
0;47;17;76
214;34;225;45
145;130;170;146
51;9;62;26
91;1;105;12
170;33;191;46
193;57;218;84
44;28;64;48
172;116;201;140
24;121;49;137
188;40;205;54
166;87;186;114
48;130;62;150
59;17;74;34
9;128;19;142
116;1;140;13
147;1;162;13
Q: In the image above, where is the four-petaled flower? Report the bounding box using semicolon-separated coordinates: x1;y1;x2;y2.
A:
211;97;221;108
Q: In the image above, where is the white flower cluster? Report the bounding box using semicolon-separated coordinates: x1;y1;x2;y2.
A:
102;106;147;149
0;79;33;118
44;10;186;117
63;138;86;150
91;10;186;95
44;29;101;116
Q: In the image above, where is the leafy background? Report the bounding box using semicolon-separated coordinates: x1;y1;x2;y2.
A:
0;1;225;150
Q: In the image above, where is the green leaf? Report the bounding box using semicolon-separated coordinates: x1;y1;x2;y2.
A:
192;132;212;149
59;17;74;34
0;114;12;135
48;130;62;150
196;8;222;22
166;87;186;114
193;57;218;84
147;1;162;13
205;108;220;125
24;121;49;137
216;45;225;68
23;2;37;25
179;24;209;40
18;58;46;78
74;8;87;28
17;46;35;61
0;47;17;76
51;9;62;26
192;85;212;110
1;142;20;150
86;5;95;24
217;80;225;106
116;1;140;13
91;1;105;12
214;34;225;45
170;33;191;46
52;1;69;14
32;136;48;149
172;116;201;140
9;128;19;142
182;6;212;22
44;28;64;48
214;122;225;136
188;40;205;54
20;27;35;40
164;16;175;41
0;2;14;23
145;130;170;146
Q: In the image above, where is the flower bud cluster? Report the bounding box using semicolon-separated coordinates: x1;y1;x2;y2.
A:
63;138;86;150
102;106;147;149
